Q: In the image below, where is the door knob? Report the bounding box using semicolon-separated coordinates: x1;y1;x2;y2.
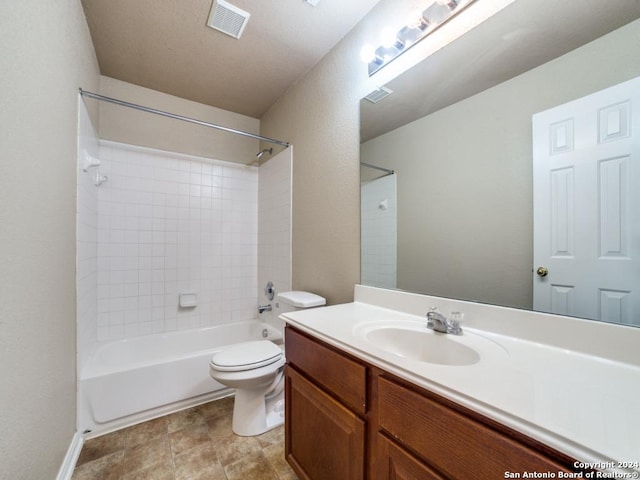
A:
536;266;549;277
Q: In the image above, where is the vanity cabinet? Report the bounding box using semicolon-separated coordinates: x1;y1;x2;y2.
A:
285;326;367;480
285;326;581;480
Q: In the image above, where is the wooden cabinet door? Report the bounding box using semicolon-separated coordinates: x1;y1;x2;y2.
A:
286;366;365;480
375;434;446;480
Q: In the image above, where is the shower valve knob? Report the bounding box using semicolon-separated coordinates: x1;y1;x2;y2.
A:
264;281;275;301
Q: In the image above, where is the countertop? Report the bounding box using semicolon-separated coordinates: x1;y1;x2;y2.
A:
281;286;640;476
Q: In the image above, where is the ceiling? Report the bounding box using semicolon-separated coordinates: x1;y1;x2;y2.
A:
361;0;640;142
81;0;381;118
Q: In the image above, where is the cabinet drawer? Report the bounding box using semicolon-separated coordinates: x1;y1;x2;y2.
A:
285;327;367;414
378;376;571;479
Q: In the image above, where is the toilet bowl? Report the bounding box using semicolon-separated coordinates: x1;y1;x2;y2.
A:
209;290;326;436
209;340;285;436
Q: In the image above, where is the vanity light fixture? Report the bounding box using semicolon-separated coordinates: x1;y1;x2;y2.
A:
361;0;476;76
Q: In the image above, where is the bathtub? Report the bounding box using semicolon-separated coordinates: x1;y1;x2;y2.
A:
78;320;282;436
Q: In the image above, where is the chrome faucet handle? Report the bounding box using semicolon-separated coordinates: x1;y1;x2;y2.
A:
426;308;463;335
426;308;448;333
447;318;463;335
448;311;464;335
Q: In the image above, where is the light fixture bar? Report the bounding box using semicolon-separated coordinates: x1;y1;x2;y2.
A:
366;0;477;76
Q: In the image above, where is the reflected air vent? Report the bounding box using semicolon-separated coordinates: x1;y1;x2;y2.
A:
207;0;250;39
364;87;393;104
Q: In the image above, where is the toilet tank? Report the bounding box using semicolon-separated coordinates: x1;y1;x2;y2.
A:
271;291;326;335
276;291;326;314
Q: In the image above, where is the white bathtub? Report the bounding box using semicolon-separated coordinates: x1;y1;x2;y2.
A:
78;320;282;436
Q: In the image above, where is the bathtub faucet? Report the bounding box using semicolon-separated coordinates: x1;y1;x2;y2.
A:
258;304;272;314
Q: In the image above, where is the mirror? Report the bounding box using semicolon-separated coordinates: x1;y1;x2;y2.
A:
360;0;640;326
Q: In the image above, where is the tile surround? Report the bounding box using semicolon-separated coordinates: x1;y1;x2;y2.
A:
258;149;292;306
95;141;259;341
77;98;100;371
361;174;397;289
77;135;293;351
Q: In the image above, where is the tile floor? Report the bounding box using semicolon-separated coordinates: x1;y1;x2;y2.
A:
72;396;298;480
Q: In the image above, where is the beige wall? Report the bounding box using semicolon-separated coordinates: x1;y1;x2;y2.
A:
260;70;363;305
259;0;506;304
259;0;404;304
0;1;100;478
98;76;260;164
361;19;640;310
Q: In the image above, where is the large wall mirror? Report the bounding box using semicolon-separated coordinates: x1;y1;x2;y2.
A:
360;0;640;326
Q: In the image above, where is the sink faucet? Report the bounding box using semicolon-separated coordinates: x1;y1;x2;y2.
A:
426;308;463;335
258;304;272;314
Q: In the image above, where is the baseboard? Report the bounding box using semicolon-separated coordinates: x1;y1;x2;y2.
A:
56;432;84;480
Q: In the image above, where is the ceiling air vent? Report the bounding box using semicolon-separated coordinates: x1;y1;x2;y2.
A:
207;0;250;39
364;87;393;104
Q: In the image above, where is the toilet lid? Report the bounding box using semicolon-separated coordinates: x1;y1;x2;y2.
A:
211;340;283;372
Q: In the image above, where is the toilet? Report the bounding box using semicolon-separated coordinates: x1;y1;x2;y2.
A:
209;290;325;436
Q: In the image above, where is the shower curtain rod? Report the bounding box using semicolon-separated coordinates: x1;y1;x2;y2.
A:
79;89;291;148
360;162;394;175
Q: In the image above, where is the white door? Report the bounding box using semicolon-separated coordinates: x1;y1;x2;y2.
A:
533;76;640;326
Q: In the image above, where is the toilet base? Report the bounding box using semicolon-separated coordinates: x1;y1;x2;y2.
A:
231;385;285;436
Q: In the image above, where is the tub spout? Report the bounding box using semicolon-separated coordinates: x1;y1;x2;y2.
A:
258;304;272;314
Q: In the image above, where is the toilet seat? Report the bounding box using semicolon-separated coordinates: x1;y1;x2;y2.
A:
210;340;283;372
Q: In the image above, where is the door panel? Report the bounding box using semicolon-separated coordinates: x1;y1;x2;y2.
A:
285;366;365;480
533;76;640;326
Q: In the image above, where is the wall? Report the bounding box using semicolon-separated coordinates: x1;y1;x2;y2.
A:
360;19;640;309
259;0;509;304
0;1;100;478
258;12;372;305
98;76;260;164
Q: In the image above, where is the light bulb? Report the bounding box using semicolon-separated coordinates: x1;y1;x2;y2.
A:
405;10;424;29
380;27;397;48
359;44;376;64
436;0;458;9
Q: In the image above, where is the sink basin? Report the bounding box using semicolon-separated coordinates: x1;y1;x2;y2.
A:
365;327;480;365
354;320;508;366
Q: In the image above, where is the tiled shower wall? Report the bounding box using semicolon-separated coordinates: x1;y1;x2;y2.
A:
77;100;293;373
95;141;258;341
361;174;397;289
258;149;292;306
76;98;100;370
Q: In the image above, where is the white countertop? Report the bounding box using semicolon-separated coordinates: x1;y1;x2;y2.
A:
281;286;640;476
